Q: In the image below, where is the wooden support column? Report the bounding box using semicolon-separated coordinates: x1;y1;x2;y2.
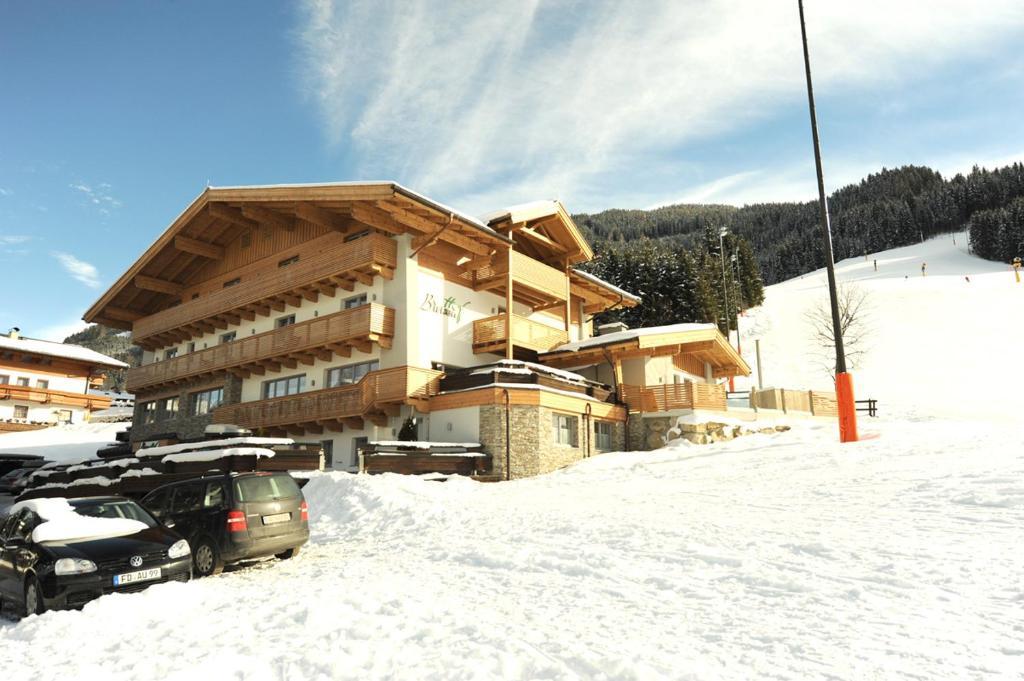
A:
505;244;514;360
564;264;571;336
613;358;624;402
578;299;587;340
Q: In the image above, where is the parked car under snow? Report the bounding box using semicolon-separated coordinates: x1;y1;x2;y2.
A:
0;497;191;616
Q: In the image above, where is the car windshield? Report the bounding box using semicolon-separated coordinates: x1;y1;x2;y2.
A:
71;500;158;528
234;475;300;502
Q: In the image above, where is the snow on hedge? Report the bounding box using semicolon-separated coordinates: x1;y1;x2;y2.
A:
161;446;277;464
138;437;294;458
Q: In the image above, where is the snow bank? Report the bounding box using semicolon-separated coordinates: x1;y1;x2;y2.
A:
11;497;146;543
139;437;293;458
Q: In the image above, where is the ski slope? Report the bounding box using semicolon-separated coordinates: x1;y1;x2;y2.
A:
738;231;1023;422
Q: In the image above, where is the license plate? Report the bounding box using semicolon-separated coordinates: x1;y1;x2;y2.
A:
113;567;161;586
262;512;290;525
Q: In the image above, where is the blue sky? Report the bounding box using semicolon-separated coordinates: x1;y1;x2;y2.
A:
1;0;1022;340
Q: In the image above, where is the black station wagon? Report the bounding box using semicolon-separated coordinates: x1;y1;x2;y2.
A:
141;472;309;577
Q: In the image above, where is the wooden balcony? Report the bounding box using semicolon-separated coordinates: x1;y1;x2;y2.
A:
133;233;397;348
620;382;727;414
210;365;442;436
472;314;569;356
0;385;113;411
127;303;395;393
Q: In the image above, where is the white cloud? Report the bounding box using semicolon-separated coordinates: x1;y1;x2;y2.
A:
69;182;122;214
0;187;11;197
0;235;31;246
298;0;1024;212
52;252;101;289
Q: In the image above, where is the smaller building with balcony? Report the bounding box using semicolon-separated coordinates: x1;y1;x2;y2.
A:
83;182;764;478
0;328;127;432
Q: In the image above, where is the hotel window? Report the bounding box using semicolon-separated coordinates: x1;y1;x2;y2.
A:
13;405;28;420
223;277;241;288
141;401;157;424
57;409;73;424
552;413;578;447
35;379;49;390
594;421;613;450
160;397;179;419
0;375;8;384
326;360;379;388
278;255;300;268
263;375;305;400
344;230;370;242
343;294;368;310
276;314;296;328
320;440;334;469
164;348;178;360
220;331;237;344
16;377;29;387
187;342;196;353
190;387;224;415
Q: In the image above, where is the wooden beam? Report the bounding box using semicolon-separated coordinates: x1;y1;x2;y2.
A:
240;205;295;232
518;226;568;253
505;244;514;360
208;203;259;230
174;235;224;260
349;204;405;235
134;275;183;296
299;288;319;303
105;306;143;322
342;417;364;430
293;203;353;232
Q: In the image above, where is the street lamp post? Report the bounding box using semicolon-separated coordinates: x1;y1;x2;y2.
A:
798;0;858;442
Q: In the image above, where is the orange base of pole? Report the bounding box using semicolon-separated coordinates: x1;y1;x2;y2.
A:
835;371;859;443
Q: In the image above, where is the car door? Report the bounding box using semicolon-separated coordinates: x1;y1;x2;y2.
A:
141;487;172;524
166;483;204;541
0;511;34;601
0;514;17;600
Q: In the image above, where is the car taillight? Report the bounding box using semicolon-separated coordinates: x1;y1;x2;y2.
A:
226;509;247;532
300;501;309;522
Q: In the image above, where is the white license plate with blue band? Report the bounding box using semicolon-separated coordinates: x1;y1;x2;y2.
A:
113;567;161;586
262;513;290;525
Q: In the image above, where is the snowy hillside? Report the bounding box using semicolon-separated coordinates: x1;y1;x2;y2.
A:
0;422;127;463
738;231;1023;422
3;419;1022;680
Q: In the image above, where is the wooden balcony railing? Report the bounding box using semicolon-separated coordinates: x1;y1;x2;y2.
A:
127;303;395;393
509;251;567;302
210;365;441;432
472;314;569;355
133;233;397;346
620;381;727;413
0;385;112;411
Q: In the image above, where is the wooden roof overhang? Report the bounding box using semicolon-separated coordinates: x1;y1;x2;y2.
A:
485;201;593;267
538;327;751;378
83;183;511;345
568;271;640;315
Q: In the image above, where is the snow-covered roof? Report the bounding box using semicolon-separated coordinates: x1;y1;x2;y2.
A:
547;323;718;353
478;200;561;226
11;497;147;543
0;334;128;368
471;360;602;388
570;269;642;303
137;436;294;458
162;446;277;464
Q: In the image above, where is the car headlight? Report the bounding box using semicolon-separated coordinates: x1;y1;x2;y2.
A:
55;558;97;576
168;539;190;559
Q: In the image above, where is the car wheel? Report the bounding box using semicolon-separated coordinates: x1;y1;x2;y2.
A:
23;576;44;617
275;547;300;560
192;537;224;577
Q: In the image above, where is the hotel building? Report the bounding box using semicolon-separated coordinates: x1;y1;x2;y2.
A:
84;183;749;478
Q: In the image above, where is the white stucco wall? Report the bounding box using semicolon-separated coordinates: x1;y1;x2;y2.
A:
0;401;87;424
425;406;480;443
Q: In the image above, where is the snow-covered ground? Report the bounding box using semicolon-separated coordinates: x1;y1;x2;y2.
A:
738;231;1024;422
2;418;1022;680
2;235;1022;680
0;422;127;463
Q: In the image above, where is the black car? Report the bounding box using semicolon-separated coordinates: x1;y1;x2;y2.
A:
141;472;309;577
0;468;39;495
0;496;191;616
0;455;45;478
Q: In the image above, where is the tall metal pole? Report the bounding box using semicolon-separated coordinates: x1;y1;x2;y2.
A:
797;0;858;442
719;229;735;392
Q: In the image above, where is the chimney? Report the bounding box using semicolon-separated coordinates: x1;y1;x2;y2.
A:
7;327;19;340
597;321;628;336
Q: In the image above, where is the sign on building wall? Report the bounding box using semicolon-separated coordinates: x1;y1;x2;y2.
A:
421;294;470;323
